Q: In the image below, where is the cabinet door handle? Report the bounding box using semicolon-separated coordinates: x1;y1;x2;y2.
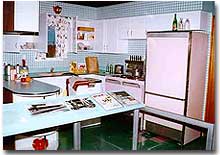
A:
127;30;129;37
105;79;121;85
131;30;133;37
122;81;140;88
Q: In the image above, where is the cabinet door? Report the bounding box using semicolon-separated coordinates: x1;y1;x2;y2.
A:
146;14;173;31
122;80;144;102
3;1;14;32
117;17;130;39
129;16;146;39
104;19;118;53
14;1;39;32
92;20;105;52
34;76;71;96
105;78;122;92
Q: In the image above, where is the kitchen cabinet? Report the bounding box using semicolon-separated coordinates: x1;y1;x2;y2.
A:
93;19;128;53
144;31;208;145
118;16;146;39
145;11;209;31
91;20;105;51
103;19;118;53
105;76;144;102
34;76;72;96
3;88;13;104
38;13;77;58
3;1;39;33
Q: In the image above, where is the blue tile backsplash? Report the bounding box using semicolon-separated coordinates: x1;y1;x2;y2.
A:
3;1;214;73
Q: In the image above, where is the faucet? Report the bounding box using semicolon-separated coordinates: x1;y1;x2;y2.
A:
50;67;54;73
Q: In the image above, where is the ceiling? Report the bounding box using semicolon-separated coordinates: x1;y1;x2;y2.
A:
59;1;131;7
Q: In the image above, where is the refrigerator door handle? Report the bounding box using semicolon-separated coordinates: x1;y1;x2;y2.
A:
145;91;185;101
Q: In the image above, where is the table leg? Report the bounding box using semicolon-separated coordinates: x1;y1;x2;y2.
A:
132;109;139;150
73;122;81;150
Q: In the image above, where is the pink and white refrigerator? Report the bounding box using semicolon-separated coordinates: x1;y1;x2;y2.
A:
144;31;208;145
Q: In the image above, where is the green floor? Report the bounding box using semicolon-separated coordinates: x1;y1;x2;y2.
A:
58;113;206;151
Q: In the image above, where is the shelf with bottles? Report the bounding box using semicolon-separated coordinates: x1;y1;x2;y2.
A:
77;26;95;41
77;26;95;51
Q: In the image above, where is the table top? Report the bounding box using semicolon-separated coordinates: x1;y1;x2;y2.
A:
3;93;144;137
3;79;60;95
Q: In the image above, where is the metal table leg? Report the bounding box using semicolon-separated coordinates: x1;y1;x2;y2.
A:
132;109;139;150
73;122;81;150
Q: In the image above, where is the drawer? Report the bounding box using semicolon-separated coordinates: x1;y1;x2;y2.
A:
144;93;185;130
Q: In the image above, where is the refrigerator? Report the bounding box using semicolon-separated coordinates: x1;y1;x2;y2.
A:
144;31;208;145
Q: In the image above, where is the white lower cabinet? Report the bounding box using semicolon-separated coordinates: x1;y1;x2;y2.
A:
34;76;71;96
105;76;144;102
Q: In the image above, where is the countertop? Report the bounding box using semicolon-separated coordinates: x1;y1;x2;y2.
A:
3;79;60;96
3;71;106;96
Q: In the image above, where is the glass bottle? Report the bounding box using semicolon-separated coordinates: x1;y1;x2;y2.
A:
106;63;109;74
184;18;190;30
109;64;113;74
179;18;184;30
172;14;178;31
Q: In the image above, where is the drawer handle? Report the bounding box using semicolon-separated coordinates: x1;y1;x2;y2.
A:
105;79;121;85
122;81;140;88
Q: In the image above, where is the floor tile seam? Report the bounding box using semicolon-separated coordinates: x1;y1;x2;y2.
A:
99;138;124;150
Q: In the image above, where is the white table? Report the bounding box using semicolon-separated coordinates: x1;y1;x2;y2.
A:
3;93;144;150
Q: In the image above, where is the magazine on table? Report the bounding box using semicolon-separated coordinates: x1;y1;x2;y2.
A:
91;91;139;111
91;93;123;110
109;91;140;106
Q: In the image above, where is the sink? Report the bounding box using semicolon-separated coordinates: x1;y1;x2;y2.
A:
37;72;77;77
38;72;65;77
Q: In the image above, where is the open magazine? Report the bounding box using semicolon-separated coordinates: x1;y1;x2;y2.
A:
109;91;139;106
91;91;139;111
27;98;96;115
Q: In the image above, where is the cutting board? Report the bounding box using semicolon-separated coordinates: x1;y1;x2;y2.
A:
85;56;99;73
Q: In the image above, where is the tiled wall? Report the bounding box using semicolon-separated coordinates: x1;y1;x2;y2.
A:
97;1;204;19
3;1;214;73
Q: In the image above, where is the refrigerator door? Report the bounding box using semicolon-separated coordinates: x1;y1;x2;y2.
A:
146;33;189;99
145;93;185;130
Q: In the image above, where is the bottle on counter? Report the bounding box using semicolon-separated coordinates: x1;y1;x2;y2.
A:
105;63;110;73
184;18;190;30
16;64;20;74
10;66;16;81
109;64;113;74
6;64;11;76
20;55;29;79
178;18;184;30
172;14;178;31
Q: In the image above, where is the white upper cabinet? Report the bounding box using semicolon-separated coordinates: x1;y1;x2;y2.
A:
14;1;39;32
91;20;104;52
146;11;209;32
128;16;147;39
118;16;147;39
103;19;118;53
